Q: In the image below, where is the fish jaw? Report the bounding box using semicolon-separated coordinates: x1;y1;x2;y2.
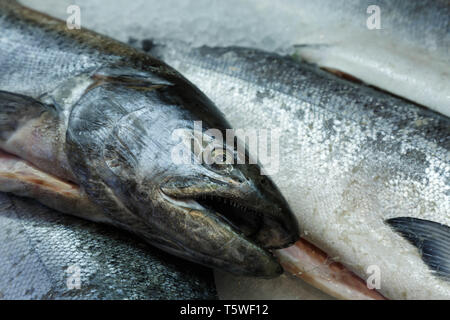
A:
160;163;300;250
157;164;300;276
148;191;284;277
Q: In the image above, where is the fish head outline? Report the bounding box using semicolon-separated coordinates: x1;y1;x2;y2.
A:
65;64;299;277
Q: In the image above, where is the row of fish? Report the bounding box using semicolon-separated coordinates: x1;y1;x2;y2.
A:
0;0;449;299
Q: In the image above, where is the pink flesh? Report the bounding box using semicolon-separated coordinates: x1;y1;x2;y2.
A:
276;239;387;300
0;149;102;220
0;149;79;196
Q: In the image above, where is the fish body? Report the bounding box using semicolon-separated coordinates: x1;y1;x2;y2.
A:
0;192;216;299
147;42;450;299
0;1;299;278
20;0;450;116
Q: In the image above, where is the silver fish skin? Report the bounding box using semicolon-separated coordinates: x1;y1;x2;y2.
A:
147;41;450;299
20;0;450;116
0;192;217;300
0;1;299;277
284;0;450;117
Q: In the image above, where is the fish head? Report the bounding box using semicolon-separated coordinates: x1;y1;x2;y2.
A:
155;125;300;276
62;64;298;277
159;137;300;249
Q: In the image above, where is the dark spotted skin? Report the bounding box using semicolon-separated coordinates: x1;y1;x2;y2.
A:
0;192;217;300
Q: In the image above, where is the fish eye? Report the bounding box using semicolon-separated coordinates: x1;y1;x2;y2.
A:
210;162;232;172
208;148;233;172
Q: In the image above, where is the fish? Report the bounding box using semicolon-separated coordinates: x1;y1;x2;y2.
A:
0;191;217;299
0;1;299;278
145;41;450;299
20;0;450;117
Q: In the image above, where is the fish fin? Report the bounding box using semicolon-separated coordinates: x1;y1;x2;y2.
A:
0;90;57;141
0;90;76;182
0;93;90;215
386;217;450;281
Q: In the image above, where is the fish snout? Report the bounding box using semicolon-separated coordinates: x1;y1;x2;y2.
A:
154;190;283;278
242;178;300;249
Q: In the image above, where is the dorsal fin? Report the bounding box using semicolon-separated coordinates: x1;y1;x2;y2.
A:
386;217;450;281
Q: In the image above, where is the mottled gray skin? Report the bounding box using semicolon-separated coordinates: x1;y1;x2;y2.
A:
0;1;299;277
146;42;450;299
0;192;216;300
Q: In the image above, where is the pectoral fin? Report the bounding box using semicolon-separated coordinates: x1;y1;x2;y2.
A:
386;217;450;281
0;90;74;182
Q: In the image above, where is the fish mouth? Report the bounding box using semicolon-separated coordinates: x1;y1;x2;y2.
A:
158;191;284;277
194;195;264;241
193;194;298;249
160;175;300;250
158;176;300;277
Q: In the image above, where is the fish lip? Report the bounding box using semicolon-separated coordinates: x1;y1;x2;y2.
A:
159;189;257;236
191;193;299;249
160;178;300;250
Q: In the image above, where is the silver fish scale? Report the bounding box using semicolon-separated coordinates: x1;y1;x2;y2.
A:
0;10;112;98
0;192;217;299
150;44;450;298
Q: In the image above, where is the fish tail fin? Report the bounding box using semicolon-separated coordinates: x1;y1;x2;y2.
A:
387;217;450;282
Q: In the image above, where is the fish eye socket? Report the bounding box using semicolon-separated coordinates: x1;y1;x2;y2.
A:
208;148;233;172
